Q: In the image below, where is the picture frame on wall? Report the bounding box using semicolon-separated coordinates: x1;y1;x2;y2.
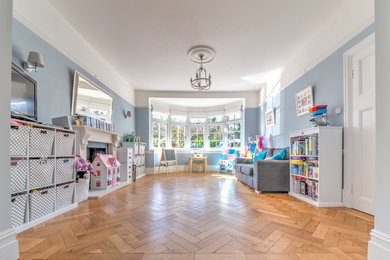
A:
265;108;275;127
295;85;314;117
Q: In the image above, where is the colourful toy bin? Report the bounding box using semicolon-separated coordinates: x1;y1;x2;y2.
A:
219;149;239;174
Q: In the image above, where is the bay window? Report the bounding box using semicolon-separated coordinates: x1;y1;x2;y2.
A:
151;109;243;150
171;125;185;148
190;126;204;148
209;125;224;148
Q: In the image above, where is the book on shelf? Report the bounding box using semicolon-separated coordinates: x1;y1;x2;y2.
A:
291;135;318;156
77;115;114;132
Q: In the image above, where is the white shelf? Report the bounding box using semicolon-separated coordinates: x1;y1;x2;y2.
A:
10;119;77;232
289;192;319;206
290;155;319;158
290;174;318;181
289;126;343;207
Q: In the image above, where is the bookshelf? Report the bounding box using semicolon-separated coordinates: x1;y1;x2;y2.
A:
289;126;343;207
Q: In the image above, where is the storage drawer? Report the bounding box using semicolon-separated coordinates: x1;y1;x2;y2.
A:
30;127;55;156
55;131;75;156
56;158;75;183
11;193;27;227
29;188;55;221
56;182;75;210
10;125;29;156
10;158;28;192
29;158;55;188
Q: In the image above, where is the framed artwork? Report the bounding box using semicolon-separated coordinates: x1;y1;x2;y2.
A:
295;86;313;117
265;108;275;127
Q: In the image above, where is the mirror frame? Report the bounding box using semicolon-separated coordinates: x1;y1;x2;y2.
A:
71;70;114;123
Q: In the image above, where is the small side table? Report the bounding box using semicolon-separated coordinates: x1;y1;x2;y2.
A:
189;157;208;174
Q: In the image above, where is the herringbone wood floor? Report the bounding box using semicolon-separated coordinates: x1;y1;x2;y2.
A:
17;172;373;260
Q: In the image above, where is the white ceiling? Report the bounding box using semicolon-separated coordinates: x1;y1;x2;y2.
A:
150;98;243;108
49;0;345;92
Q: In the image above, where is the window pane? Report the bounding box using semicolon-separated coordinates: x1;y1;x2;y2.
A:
171;115;187;122
189;118;206;124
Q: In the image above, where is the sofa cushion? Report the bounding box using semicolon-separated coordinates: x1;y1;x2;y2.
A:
234;164;241;172
253;151;267;162
271;148;286;160
272;147;289;160
262;148;275;158
240;165;254;176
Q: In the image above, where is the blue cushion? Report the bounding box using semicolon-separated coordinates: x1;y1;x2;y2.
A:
252;151;267;162
271;148;286;160
228;149;236;155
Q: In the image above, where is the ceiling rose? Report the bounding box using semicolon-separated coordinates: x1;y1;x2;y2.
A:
188;46;215;91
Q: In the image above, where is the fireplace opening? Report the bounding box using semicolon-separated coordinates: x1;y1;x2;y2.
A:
87;142;108;162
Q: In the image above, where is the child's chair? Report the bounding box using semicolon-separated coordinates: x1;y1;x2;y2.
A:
219;149;239;174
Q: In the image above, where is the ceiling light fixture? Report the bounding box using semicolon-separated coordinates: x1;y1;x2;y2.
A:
188;46;215;91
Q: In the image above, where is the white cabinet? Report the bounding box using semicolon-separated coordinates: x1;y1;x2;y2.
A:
289;126;343;207
10;119;77;232
117;147;133;182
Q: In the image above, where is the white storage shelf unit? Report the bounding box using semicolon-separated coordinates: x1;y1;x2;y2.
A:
123;142;146;180
289;126;343;207
117;147;133;183
10;120;77;232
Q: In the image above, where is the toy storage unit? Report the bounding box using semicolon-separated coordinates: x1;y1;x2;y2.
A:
117;147;133;183
123;142;146;180
9;120;77;232
289;126;342;207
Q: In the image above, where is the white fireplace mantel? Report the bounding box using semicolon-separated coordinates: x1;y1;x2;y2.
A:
72;125;122;159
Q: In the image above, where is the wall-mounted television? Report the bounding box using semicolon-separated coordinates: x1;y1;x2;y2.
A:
11;63;37;120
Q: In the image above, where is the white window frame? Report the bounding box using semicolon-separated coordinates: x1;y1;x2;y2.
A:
151;110;243;150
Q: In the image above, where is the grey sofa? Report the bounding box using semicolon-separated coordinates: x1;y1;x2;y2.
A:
234;148;290;193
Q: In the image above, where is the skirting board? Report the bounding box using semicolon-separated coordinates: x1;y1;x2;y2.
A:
145;165;219;174
88;181;132;199
0;228;18;260
368;229;390;259
15;203;78;234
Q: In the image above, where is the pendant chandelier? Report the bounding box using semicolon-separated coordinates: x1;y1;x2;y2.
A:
188;46;215;91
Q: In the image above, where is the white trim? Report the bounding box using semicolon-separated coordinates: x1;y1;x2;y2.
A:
368;229;390;259
146;165;220;174
281;16;375;91
12;3;135;106
343;33;375;208
15;203;77;233
0;228;18;260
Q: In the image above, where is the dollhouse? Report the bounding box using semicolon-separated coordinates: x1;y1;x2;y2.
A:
91;154;121;190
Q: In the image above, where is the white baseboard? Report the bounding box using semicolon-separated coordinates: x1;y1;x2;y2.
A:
146;165;219;174
368;229;390;260
15;203;78;233
0;228;18;260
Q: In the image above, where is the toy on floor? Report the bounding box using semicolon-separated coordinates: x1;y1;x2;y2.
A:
219;149;239;174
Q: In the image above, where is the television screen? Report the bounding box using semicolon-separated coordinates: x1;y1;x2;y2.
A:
11;64;36;119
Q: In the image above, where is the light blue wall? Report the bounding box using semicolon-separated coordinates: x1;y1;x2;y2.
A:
244;108;259;145
135;107;150;144
11;19;135;135
260;24;375;147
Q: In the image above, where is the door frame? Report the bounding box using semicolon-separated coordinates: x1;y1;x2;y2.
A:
343;33;375;208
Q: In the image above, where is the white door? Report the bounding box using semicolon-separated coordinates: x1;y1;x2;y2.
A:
349;36;376;215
